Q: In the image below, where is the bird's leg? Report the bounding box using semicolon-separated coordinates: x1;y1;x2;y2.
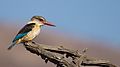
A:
23;40;33;46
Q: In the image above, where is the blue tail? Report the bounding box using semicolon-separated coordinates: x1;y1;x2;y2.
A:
8;42;16;50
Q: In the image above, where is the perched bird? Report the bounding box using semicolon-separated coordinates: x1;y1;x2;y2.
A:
8;16;55;50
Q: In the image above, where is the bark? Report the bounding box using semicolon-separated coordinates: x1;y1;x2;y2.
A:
23;41;117;67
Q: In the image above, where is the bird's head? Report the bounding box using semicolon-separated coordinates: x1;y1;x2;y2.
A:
31;16;56;27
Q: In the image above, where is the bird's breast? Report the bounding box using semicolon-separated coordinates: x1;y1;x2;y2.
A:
23;25;41;41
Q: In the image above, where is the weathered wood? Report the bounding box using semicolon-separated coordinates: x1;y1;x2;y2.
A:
23;41;117;67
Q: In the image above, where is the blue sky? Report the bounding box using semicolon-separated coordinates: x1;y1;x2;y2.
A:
0;0;120;47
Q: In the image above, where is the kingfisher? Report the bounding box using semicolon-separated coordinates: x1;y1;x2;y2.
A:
8;16;56;50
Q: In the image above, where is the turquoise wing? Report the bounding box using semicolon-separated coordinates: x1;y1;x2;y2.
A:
12;23;35;42
13;33;28;42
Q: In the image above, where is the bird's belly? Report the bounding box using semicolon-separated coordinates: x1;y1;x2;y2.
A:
23;27;40;41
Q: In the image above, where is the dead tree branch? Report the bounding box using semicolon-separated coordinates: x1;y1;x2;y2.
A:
23;41;117;67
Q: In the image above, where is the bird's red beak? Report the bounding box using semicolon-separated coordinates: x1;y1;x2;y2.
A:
44;22;56;27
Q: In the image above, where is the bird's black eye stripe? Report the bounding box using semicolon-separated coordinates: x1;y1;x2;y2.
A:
39;19;44;21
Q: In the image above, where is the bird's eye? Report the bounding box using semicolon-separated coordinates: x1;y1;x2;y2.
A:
39;19;44;21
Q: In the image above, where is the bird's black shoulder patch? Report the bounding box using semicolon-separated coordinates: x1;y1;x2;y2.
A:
17;23;35;34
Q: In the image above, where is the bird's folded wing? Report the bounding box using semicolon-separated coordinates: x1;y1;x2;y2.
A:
12;23;35;42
